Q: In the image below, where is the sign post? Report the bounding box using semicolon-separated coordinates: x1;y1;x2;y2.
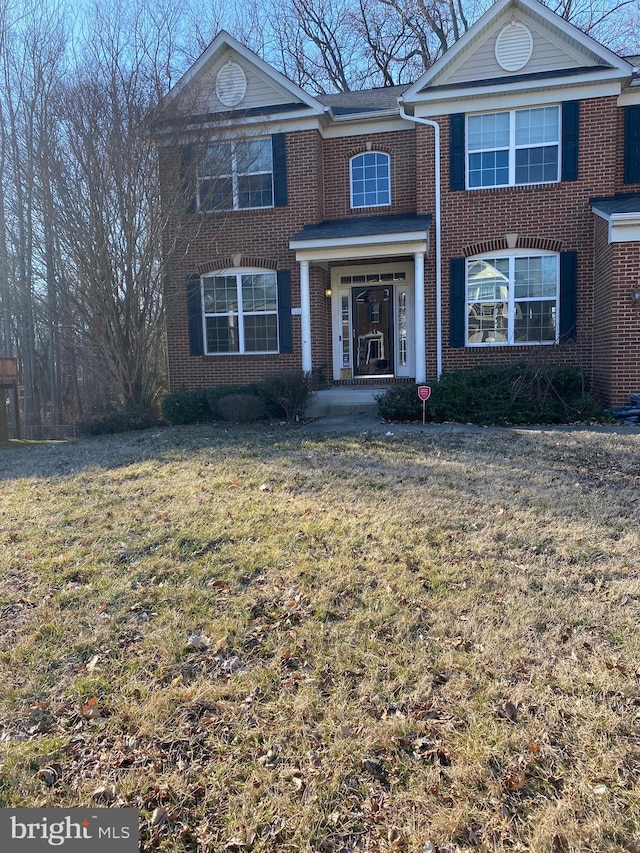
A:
417;385;431;425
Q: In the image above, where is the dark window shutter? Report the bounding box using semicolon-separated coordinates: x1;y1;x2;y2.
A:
624;105;640;185
450;257;466;347
449;114;465;191
272;134;288;207
561;101;580;182
559;251;577;343
180;145;197;213
277;269;292;353
186;274;204;355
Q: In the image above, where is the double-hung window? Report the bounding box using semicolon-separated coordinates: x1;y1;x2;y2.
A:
203;270;279;354
197;139;273;210
467;107;560;188
350;152;391;208
467;253;559;345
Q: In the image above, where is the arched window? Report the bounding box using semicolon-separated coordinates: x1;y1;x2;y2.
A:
350;152;391;208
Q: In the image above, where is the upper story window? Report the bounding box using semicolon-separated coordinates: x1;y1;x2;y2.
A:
197;139;273;211
467;252;559;345
202;270;279;354
467;106;560;189
350;152;391;208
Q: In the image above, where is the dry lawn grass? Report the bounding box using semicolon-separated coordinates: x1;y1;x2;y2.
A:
0;423;639;852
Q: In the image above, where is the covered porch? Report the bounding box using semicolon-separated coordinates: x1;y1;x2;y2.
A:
289;213;431;384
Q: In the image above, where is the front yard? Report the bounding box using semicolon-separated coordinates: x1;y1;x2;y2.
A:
0;424;638;851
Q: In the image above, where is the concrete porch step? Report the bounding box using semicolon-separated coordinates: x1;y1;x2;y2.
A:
305;386;388;417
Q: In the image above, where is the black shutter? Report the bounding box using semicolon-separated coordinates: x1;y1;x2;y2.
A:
561;101;580;182
180;145;197;214
449;114;465;191
186;274;204;355
277;269;292;353
272;134;288;207
449;257;466;347
624;105;640;185
559;251;577;343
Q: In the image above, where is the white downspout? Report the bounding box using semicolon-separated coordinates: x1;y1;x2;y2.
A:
399;104;443;380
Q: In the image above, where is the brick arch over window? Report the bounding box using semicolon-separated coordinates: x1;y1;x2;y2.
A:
197;257;279;275
346;143;391;159
461;237;564;258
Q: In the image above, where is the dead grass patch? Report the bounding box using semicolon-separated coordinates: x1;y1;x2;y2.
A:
0;424;638;851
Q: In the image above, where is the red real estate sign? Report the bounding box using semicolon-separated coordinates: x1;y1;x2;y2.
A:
417;386;431;401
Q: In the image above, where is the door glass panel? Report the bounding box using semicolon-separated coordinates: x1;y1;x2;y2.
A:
353;286;393;376
398;291;407;367
341;295;351;367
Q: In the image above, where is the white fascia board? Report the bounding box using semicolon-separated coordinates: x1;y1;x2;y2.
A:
290;230;429;251
619;89;640;106
592;208;640;243
292;237;429;264
411;78;623;117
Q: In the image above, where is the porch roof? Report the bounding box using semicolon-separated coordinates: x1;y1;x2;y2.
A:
591;193;640;243
290;213;431;262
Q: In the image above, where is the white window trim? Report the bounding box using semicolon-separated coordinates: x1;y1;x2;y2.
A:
466;250;560;347
349;151;391;209
197;139;274;212
466;106;561;190
202;267;279;355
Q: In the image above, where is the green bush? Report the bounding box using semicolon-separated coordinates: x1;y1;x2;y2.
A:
375;384;423;422
77;405;162;436
217;393;267;423
205;383;282;420
376;364;603;425
161;388;210;425
261;370;315;421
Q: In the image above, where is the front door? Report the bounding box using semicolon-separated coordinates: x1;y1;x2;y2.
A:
353;286;393;377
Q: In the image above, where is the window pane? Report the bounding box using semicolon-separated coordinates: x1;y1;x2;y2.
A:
199;177;233;210
236;139;272;174
351;151;391;207
515;107;559;146
514;300;556;342
467;112;509;151
468;150;509;187
206;316;239;352
237;173;273;208
514;256;557;298
241;273;277;312
200;143;232;177
203;276;238;313
467;258;509;301
244;314;278;352
515;146;558;184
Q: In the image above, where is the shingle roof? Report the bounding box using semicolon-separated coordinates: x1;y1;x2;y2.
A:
291;213;431;242
590;193;640;215
317;85;411;115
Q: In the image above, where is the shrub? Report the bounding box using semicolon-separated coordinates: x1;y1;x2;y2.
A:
376;365;604;425
77;405;162;436
205;384;282;420
375;384;423;422
261;370;315;421
161;389;210;425
217;393;266;423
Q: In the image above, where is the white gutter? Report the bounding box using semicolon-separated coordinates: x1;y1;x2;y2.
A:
398;104;443;379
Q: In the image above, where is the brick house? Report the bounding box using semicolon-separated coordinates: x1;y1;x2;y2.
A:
159;0;640;406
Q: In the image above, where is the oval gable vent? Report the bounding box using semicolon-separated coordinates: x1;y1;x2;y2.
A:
495;21;533;72
216;60;247;107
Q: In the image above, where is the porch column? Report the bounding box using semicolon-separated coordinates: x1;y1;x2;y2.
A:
300;260;312;373
414;251;426;383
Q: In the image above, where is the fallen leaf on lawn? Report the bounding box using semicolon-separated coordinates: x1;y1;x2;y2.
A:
504;769;526;791
504;701;518;722
81;697;103;720
37;767;59;786
85;655;100;672
151;806;168;827
225;830;256;849
90;784;116;802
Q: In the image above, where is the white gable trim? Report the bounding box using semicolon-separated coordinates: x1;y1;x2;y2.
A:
402;0;633;104
592;208;640;243
166;30;325;114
